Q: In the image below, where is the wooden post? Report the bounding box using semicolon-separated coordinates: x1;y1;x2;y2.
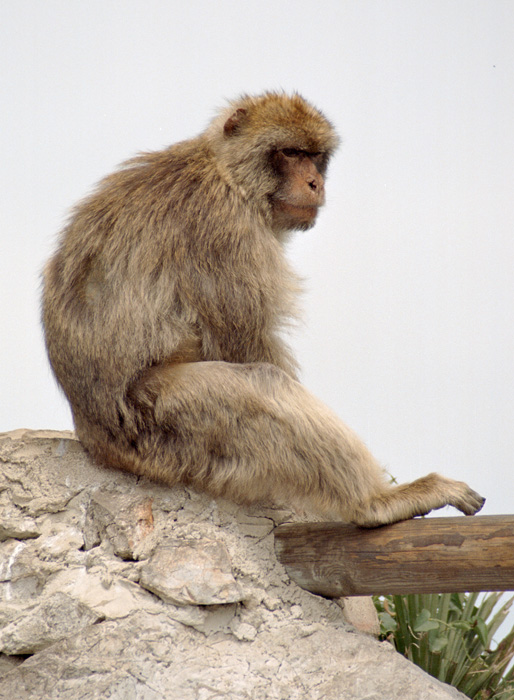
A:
274;515;514;597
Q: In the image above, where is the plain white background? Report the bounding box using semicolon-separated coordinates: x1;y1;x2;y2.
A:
2;1;513;527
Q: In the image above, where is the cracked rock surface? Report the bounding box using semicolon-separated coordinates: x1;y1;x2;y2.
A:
0;430;466;699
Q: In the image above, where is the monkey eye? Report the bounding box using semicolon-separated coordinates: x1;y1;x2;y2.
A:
281;148;324;162
281;148;304;158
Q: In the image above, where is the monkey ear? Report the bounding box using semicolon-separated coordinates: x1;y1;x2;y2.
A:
223;108;247;136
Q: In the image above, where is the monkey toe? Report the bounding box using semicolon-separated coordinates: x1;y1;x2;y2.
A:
455;488;485;516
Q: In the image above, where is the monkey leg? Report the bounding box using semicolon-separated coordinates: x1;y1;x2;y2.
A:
128;360;381;520
350;473;485;528
125;360;484;526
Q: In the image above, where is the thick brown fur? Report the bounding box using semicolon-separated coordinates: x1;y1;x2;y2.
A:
42;92;484;527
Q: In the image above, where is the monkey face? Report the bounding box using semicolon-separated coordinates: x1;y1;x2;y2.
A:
269;147;326;232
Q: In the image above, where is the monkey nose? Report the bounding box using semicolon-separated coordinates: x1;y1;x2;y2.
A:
307;177;325;204
307;175;324;193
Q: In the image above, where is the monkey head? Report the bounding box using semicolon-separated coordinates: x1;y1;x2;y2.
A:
206;92;340;235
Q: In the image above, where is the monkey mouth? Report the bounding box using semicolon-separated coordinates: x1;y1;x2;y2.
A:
279;202;320;221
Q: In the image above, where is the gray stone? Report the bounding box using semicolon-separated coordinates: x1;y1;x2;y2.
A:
337;596;381;637
85;488;156;559
0;430;467;699
0;592;101;655
140;539;243;606
0;502;40;541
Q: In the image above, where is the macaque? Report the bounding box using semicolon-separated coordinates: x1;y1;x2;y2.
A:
42;92;484;526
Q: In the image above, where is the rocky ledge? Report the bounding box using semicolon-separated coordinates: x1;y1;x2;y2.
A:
0;430;465;699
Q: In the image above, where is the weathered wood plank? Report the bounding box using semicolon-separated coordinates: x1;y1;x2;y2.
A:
274;515;514;597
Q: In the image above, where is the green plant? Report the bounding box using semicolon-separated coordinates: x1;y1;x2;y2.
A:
374;592;514;699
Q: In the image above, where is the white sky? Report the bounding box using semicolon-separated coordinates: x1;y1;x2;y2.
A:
2;1;514;523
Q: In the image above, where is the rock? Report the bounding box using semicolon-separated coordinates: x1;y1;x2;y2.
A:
0;502;40;541
0;592;101;655
140;539;243;605
0;430;467;699
337;596;382;637
85;488;155;559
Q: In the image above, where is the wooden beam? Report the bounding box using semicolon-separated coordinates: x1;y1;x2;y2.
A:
274;515;514;597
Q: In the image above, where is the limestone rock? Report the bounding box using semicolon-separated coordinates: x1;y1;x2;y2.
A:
338;595;381;637
0;430;466;699
0;502;40;541
0;591;101;655
140;539;243;605
84;488;156;559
